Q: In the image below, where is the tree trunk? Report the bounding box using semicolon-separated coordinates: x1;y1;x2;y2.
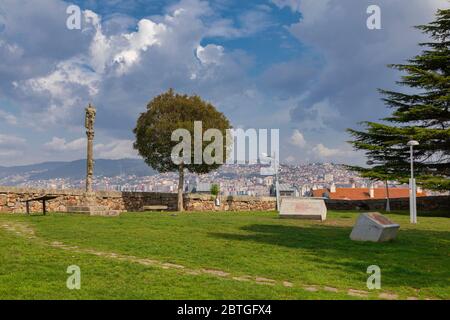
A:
177;163;184;212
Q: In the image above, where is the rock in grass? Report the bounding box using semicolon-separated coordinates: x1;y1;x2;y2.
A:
350;212;400;242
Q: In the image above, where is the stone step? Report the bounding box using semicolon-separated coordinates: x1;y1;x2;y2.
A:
67;206;106;212
142;205;169;211
67;206;121;217
90;210;121;217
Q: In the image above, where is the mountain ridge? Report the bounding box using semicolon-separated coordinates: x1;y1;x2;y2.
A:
0;158;156;181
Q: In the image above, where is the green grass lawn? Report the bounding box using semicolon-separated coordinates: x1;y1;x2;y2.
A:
0;210;448;300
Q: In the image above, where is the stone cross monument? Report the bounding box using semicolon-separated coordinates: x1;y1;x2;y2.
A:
85;103;96;193
66;103;121;216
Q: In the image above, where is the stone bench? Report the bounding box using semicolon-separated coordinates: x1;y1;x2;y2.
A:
142;205;169;211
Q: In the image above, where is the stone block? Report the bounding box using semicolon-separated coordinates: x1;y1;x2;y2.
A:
350;212;400;242
279;197;327;221
0;194;7;206
66;205;121;217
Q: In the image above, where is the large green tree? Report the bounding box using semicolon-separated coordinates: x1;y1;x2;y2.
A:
134;89;231;211
348;8;450;190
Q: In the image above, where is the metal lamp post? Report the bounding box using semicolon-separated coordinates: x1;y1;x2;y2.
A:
366;160;391;212
407;140;419;224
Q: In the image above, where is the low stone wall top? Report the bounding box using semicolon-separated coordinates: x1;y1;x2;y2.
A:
0;186;448;214
0;186;121;197
0;186;181;199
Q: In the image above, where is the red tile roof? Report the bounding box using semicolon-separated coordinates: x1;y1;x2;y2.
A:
312;187;426;200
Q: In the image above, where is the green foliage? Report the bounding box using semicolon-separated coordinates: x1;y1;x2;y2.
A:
348;9;450;190
210;184;220;196
133;89;231;175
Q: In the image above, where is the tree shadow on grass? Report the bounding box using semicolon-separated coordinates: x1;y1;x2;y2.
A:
209;224;450;290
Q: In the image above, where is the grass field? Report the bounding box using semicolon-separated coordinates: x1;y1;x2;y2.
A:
0;210;448;300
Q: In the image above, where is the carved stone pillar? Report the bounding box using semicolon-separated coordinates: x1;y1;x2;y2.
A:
85;104;96;193
66;103;121;216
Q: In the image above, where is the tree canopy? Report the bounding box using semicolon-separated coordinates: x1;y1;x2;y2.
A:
133;89;231;210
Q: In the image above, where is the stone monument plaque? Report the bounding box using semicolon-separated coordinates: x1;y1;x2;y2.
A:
279;197;327;221
350;212;400;242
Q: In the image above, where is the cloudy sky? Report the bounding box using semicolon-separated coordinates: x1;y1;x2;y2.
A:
0;0;448;166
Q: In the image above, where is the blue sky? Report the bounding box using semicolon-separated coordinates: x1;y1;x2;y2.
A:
0;0;448;166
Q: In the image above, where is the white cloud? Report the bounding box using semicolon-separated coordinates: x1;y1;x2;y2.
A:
125;19;165;51
312;143;344;158
44;137;85;152
285;129;359;163
0;39;23;57
289;129;306;148
24;58;99;97
294;99;341;131
15;56;100;127
309;142;358;162
0;110;17;125
95;139;138;159
0;134;26;146
87;11;111;74
0;150;22;158
0;134;25;159
112;19;166;74
43;137;138;160
196;44;224;65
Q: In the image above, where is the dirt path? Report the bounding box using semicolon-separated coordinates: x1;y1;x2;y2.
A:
0;220;423;300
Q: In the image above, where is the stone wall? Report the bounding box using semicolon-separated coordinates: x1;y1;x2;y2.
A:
0;186;448;214
0;186;276;213
184;194;276;212
185;194;450;213
0;186;178;213
325;196;450;212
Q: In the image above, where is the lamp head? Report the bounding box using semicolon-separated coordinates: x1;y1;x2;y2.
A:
407;140;419;146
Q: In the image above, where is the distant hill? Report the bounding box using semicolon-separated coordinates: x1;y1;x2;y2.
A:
0;159;156;181
0;161;67;179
